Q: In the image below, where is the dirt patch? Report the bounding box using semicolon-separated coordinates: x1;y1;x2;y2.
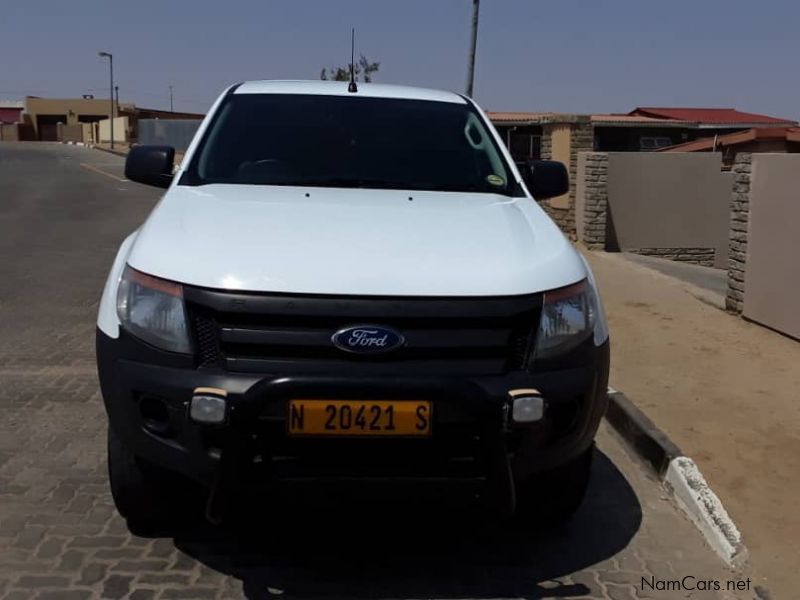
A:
587;251;800;597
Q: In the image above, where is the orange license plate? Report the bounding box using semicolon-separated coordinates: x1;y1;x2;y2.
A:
287;399;432;437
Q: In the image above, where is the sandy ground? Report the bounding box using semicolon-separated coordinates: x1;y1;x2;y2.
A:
586;250;800;597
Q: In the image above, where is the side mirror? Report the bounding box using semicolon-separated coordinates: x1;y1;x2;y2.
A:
125;145;175;188
519;160;569;200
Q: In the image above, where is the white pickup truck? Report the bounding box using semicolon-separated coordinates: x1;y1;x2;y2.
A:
96;80;609;530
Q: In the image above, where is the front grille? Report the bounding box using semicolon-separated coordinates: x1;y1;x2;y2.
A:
185;288;542;375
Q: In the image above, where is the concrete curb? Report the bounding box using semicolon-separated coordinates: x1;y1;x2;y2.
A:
605;390;682;476
605;391;747;567
90;144;128;158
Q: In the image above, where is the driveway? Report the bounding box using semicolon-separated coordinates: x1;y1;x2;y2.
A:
618;253;727;300
0;142;749;599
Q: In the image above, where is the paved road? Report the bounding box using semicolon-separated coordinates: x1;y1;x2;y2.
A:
0;143;752;599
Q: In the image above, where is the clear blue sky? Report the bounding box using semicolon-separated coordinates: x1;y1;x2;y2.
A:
1;0;798;119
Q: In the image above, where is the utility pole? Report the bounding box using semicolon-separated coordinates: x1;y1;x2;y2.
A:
98;51;114;148
169;85;174;112
465;0;480;97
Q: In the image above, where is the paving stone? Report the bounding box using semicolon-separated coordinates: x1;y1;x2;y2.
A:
13;526;47;549
110;559;169;572
129;591;156;600
35;536;65;559
3;591;34;600
65;495;96;514
0;517;27;537
69;535;127;549
94;548;143;560
147;538;174;558
102;574;133;599
56;549;86;571
78;562;108;585
604;571;641;585
14;575;72;588
35;591;93;600
570;569;599;594
136;574;192;586
159;587;218;599
606;583;638;600
169;553;198;572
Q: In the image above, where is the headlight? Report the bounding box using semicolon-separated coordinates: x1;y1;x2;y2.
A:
534;279;597;360
116;265;192;353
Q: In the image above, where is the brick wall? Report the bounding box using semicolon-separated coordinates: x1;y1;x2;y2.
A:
726;153;752;313
540;127;552;160
628;247;715;267
578;152;609;249
538;119;593;238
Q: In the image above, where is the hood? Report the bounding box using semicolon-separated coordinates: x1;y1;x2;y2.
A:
128;185;586;296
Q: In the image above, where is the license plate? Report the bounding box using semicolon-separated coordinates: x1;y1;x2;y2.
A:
287;399;432;437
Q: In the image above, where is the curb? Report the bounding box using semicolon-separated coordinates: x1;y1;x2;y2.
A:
605;390;747;568
605;390;682;476
90;144;128;158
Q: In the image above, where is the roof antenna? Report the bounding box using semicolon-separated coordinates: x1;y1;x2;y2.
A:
348;28;358;93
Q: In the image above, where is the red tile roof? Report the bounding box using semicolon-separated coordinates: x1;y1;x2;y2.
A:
658;127;800;152
631;107;795;126
591;114;691;127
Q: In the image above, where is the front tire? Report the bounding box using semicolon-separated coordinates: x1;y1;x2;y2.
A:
107;426;178;533
515;447;593;528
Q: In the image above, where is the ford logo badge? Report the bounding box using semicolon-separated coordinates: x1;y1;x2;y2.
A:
331;325;405;354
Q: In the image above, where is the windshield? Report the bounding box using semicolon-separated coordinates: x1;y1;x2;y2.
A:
183;93;516;195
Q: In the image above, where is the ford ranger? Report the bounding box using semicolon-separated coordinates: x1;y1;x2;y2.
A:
96;80;609;530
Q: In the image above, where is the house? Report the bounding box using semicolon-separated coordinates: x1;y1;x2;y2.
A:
0;101;29;141
485;106;797;239
485;112;551;162
594;107;797;151
17;97;205;142
488;107;798;158
23;96;136;141
658;127;800;166
0;100;24;124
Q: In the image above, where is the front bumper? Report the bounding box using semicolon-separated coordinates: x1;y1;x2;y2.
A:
97;328;609;507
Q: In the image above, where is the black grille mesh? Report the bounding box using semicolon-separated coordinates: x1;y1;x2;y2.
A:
192;312;222;368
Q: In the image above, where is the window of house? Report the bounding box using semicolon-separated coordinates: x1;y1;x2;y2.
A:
509;132;541;162
639;136;673;151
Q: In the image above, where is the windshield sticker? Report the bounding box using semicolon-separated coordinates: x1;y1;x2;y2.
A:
486;174;505;187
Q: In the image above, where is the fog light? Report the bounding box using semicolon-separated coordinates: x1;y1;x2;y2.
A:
513;397;544;423
190;388;228;424
508;389;545;423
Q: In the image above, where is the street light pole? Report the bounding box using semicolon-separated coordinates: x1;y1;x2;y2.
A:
98;51;114;149
169;85;174;112
465;0;480;97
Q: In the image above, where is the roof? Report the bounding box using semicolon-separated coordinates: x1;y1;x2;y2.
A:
631;107;796;127
234;80;466;104
486;111;553;124
591;114;692;128
659;127;800;152
136;107;205;119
